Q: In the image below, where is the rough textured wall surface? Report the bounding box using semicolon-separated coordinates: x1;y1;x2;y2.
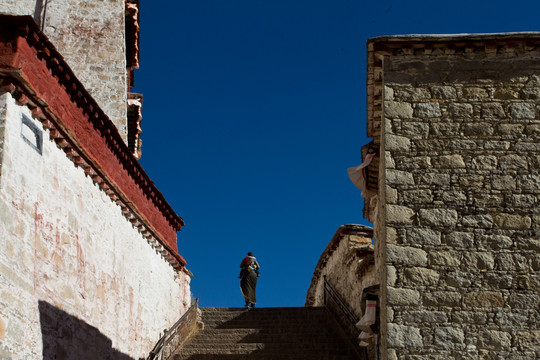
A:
0;93;190;360
2;0;128;142
306;228;376;319
382;51;540;359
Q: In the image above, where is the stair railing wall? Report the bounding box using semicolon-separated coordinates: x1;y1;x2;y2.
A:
147;298;200;360
323;276;368;358
323;275;359;333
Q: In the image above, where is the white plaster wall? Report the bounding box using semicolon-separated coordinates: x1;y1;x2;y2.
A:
0;93;190;359
0;0;36;14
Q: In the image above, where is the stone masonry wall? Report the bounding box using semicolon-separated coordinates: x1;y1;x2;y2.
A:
382;51;540;359
2;0;129;142
0;93;190;360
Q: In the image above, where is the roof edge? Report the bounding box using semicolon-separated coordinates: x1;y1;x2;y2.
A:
0;15;187;270
0;15;184;231
368;31;540;45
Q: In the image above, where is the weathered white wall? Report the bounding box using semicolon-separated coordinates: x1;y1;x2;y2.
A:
2;0;128;142
0;93;190;359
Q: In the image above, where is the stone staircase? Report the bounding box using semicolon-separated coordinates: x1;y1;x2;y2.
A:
172;307;361;360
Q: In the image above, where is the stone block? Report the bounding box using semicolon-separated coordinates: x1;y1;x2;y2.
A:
386;323;423;348
516;237;540;251
498;123;525;136
463;87;489;99
387;265;397;286
430;252;461;268
448;139;478;150
494;89;518;100
458;174;485;188
385;151;395;168
509;103;535;119
481;234;512;250
385;101;414;118
481;103;505;118
514;141;540;152
407;227;441;246
387;287;421;306
437;154;466;168
477;330;511;351
441;190;467;205
386;169;415;185
386;205;415;225
520;88;540;99
484;273;513;289
515;275;531;290
518;174;540;192
444;232;474;248
463;252;495;270
0;316;5;340
451;311;487;325
525;124;540;136
516;330;540;351
394;87;431;101
484;140;510;150
402;189;434;205
444;271;472;288
386;245;428;266
395;156;431;170
463;123;494;137
433;326;465;350
507;194;535;208
0;346;11;360
494;309;530;327
402;310;447;324
400;122;429;139
506;293;540;309
423;291;461;307
384;86;394;100
430;123;461;136
431;86;456;99
419;208;458;228
499;154;528;171
464;291;504;307
416;103;441;118
532;254;540;271
386;185;398;204
386;226;398;244
461;215;493;229
403;267;439;286
492;175;516;190
386;134;411;152
496;253;529;272
448;103;473;118
493;214;531;229
415;139;448;152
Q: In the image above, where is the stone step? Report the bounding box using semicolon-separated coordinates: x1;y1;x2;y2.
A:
187;331;349;343
184;338;354;348
170;307;360;360
174;354;359;360
179;343;356;352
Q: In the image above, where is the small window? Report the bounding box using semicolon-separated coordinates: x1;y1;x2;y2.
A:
21;114;43;155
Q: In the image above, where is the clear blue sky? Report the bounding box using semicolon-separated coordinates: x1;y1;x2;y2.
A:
134;1;540;307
